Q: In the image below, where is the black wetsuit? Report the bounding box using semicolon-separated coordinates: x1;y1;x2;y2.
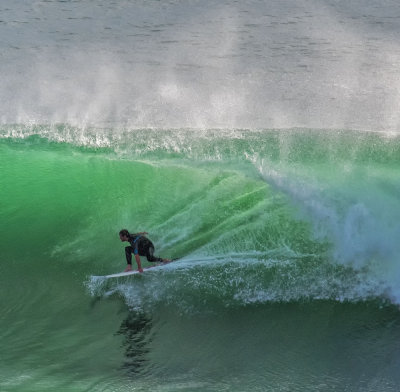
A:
125;234;163;265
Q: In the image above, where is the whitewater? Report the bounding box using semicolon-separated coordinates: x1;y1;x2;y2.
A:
1;1;400;391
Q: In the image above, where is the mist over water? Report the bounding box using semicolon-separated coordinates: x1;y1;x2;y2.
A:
1;0;400;130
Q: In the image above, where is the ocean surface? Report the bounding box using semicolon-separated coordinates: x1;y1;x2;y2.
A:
1;1;400;392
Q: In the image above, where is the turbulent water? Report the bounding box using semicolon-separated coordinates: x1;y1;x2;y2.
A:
1;127;400;391
1;1;400;391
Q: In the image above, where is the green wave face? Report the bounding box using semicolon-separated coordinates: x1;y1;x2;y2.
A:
1;127;400;391
0;129;323;271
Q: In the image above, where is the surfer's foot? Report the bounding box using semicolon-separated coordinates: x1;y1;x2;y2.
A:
162;259;172;263
124;265;132;272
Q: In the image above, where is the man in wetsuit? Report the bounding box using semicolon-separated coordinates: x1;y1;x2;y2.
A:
119;229;169;273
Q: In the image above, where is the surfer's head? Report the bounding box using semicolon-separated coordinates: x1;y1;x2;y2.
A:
119;229;130;241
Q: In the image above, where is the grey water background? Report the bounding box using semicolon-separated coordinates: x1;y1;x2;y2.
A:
1;0;400;131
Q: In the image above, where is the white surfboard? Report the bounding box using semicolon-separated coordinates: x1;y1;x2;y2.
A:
101;269;142;278
94;261;176;279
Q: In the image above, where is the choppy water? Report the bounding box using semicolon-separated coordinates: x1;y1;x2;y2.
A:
2;0;400;130
1;1;400;391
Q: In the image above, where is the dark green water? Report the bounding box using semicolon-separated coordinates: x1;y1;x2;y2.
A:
1;127;400;391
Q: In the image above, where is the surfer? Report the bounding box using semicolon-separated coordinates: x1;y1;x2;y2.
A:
119;229;170;273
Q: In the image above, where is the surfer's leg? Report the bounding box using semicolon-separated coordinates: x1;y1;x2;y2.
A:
125;246;134;265
144;245;164;262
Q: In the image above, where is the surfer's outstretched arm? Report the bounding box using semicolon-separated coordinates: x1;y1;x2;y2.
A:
123;255;143;273
135;254;144;273
131;231;148;236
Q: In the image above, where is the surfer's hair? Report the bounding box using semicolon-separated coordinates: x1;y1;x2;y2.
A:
119;229;130;237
